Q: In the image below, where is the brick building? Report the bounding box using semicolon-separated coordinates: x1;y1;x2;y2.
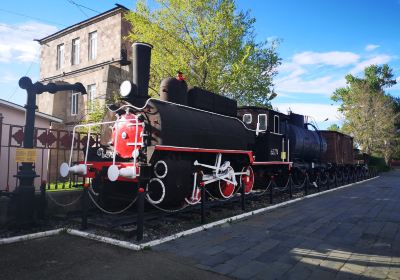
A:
36;5;133;128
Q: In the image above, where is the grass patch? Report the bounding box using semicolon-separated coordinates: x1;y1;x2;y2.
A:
46;181;83;192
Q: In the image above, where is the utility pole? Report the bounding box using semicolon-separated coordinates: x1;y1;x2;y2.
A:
15;76;86;225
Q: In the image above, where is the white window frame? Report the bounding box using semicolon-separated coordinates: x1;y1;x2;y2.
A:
71;91;79;116
56;44;64;70
256;114;267;136
274;115;280;134
71;38;80;65
242;113;252;124
87;84;96;111
88;31;97;60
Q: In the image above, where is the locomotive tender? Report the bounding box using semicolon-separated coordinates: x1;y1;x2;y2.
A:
60;42;360;206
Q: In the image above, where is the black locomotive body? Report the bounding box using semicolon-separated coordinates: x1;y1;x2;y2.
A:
60;42;367;207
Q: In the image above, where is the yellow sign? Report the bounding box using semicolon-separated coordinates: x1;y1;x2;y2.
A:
280;151;287;160
15;148;37;163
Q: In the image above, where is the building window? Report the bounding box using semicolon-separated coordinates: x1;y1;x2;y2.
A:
274;115;280;134
71;91;79;116
88;31;97;60
71;38;80;65
56;44;64;69
87;84;96;111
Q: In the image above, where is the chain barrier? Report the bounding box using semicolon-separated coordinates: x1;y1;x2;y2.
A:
273;176;291;192
292;176;307;190
88;185;99;197
145;197;191;213
46;191;83;207
205;185;242;201
87;191;138;215
252;180;273;196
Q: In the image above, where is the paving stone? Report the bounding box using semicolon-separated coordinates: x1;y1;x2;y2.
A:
338;259;366;276
199;252;235;267
387;266;400;280
210;262;237;275
228;260;267;279
203;245;226;256
281;261;314;280
360;265;389;279
255;245;292;263
253;261;292;280
308;267;337;280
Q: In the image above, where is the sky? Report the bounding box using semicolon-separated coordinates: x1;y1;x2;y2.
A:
0;0;399;129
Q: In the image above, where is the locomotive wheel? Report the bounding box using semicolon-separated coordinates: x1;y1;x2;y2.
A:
318;170;329;186
185;186;201;205
292;168;306;187
218;167;236;198
240;166;254;194
336;170;343;185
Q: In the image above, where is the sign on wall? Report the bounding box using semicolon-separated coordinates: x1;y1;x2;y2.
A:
15;148;37;163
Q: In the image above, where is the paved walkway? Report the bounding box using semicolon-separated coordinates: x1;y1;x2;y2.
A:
1;171;399;279
155;171;400;279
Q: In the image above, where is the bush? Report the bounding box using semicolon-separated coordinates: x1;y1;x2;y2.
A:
369;155;390;172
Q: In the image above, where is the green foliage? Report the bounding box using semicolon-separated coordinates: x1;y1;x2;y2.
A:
47;181;83;191
368;155;390;172
85;100;106;132
326;124;340;131
331;64;399;164
125;0;281;106
76;99;107;133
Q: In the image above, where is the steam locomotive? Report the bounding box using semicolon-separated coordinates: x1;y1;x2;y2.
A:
60;42;363;206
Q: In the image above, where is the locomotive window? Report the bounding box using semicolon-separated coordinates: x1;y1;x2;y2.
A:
242;114;252;124
258;114;267;130
274;115;280;133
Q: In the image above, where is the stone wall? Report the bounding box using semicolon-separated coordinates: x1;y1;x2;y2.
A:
37;9;133;126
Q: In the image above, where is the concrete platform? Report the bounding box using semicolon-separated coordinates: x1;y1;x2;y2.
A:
1;171;399;279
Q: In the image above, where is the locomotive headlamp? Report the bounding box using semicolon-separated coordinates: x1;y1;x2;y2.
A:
120;80;134;97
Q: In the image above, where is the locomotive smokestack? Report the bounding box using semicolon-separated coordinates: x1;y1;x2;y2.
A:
119;42;153;106
132;42;152;98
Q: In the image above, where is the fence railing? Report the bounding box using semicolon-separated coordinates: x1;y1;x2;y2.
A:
0;118;100;192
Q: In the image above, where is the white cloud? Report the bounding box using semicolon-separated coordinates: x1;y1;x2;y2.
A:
0;21;58;63
350;54;392;74
276;75;346;95
292;51;360;67
274;102;342;125
0;72;18;83
365;44;380;51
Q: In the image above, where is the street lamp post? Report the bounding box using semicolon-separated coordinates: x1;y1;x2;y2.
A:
14;76;86;225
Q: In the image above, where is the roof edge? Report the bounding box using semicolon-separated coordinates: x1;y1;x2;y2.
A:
37;4;129;44
0;99;63;123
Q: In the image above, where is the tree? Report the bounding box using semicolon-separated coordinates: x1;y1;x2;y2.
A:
332;64;399;164
125;0;281;106
326;124;340;132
